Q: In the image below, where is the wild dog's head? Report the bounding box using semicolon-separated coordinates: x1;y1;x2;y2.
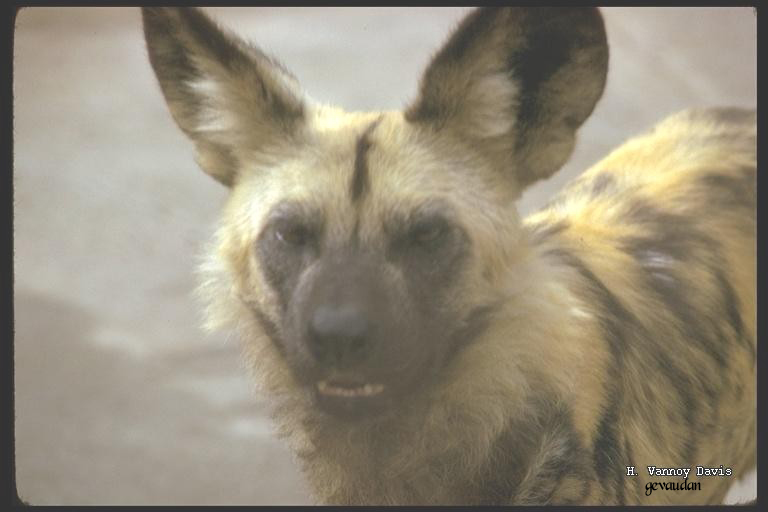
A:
143;7;608;420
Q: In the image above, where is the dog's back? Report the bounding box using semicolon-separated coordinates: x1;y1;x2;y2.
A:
522;107;755;504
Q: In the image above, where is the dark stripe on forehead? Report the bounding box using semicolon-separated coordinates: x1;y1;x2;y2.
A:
350;119;381;203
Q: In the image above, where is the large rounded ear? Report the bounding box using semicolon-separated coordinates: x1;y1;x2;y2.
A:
142;7;307;186
406;7;608;191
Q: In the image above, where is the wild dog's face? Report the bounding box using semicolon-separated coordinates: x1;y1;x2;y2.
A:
246;116;503;418
143;7;608;419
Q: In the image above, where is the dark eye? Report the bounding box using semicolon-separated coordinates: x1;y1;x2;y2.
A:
407;218;449;247
275;223;315;247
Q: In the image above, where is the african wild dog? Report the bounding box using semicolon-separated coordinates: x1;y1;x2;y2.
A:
142;7;756;505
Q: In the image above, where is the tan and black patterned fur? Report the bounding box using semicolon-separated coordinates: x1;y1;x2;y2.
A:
143;7;755;505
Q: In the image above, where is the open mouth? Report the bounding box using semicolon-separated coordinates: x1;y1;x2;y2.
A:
314;379;389;419
316;380;385;397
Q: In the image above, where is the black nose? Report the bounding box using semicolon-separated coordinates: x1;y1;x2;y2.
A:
307;304;371;364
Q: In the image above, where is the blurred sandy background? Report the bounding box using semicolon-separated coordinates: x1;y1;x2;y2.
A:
13;7;756;505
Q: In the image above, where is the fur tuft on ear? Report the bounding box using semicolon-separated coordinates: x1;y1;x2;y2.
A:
406;7;608;191
142;7;307;186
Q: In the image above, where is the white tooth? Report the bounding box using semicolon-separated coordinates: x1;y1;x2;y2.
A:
317;381;385;397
